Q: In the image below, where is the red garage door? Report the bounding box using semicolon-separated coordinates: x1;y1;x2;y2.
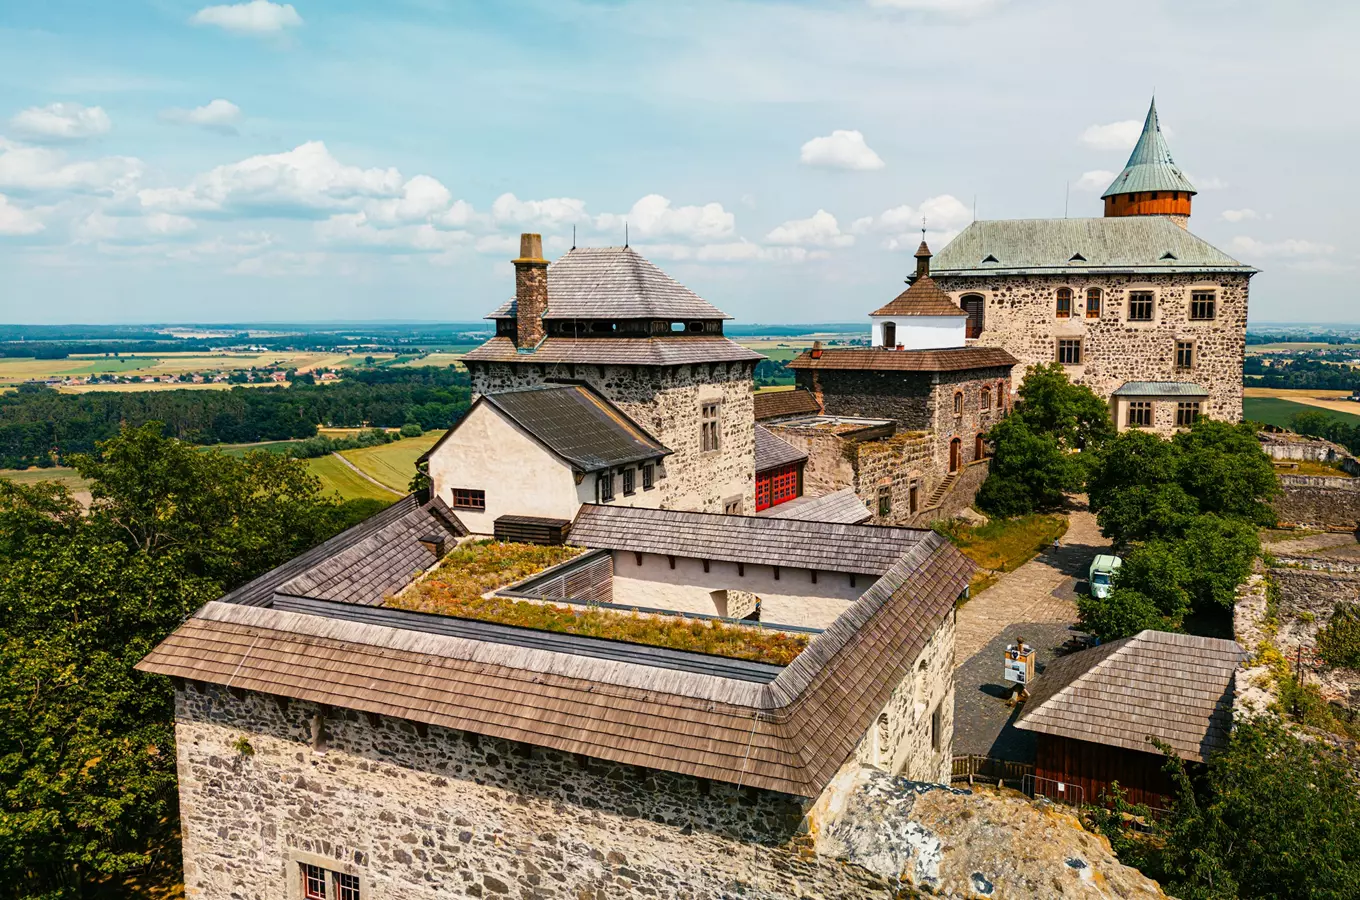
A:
756;463;801;511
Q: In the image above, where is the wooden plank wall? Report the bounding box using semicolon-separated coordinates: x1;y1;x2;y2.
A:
1035;734;1176;810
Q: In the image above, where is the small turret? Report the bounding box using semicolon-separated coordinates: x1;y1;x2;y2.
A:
1101;98;1197;228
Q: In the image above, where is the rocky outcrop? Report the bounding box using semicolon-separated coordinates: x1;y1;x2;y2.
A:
815;768;1167;899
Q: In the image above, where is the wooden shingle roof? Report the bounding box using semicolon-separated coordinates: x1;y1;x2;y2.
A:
569;503;921;575
137;532;972;796
753;389;821;421
1014;630;1244;762
870;274;966;318
462;336;762;366
757;488;872;525
787;347;1017;373
754;424;807;473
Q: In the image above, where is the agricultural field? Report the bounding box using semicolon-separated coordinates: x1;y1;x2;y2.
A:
395;351;473;368
340;430;445;492
0;350;398;388
1243;396;1360;430
1247;342;1360;354
306;454;403;502
1243;387;1360;417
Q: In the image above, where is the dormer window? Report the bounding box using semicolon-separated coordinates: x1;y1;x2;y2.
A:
1160;251;1178;261
1069;253;1086;262
982;254;999;264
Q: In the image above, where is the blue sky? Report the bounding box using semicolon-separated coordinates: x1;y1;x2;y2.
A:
0;0;1355;325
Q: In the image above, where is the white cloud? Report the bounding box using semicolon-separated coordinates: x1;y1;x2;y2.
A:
799;130;885;171
364;175;454;226
491;193;587;229
595;194;734;241
851;194;971;249
1075;170;1116;192
160;99;242;134
1228;236;1336;257
1187;173;1226;190
138;141;404;217
315;211;469;253
640;241;816;263
1078;120;1146;151
0;194;44;235
0;139;143;194
229;250;326;277
190;1;302;34
765;210;853;247
10;103;112;141
74;210;197;244
868;0;1008;18
1220;208;1259;223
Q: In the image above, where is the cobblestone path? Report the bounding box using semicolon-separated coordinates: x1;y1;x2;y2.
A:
953;501;1110;664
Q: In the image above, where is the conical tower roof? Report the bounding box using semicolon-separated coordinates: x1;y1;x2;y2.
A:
1101;99;1197;200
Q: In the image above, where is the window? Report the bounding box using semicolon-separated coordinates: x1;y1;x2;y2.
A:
1127;400;1153;428
1176;401;1201;428
930;705;942;751
878;485;892;517
723;496;743;515
596;471;615;503
953;392;963;416
882;321;897;348
1190;290;1216;321
1057;338;1082;365
642;462;655;490
1128;290;1155;322
962;295;985;339
335;874;361;900
756;464;799;511
622;467;636;495
980;387;991;411
301;864;360;900
1086;288;1102;319
1175;340;1195;370
909;482;919;514
974;433;986;461
701;402;721;452
451;488;485;511
303;864;329;900
1056;287;1072;318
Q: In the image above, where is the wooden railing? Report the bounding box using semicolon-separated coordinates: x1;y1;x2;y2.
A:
950;754;1034;791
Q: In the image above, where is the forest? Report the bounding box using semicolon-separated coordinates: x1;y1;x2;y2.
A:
0;366;470;468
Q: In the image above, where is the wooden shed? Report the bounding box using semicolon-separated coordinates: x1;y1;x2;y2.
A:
1014;630;1243;810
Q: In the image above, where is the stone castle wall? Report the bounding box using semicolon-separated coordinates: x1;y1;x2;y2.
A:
933;271;1250;421
926;367;1010;477
853;431;935;525
1273;475;1360;531
467;360;756;515
1266;562;1360;709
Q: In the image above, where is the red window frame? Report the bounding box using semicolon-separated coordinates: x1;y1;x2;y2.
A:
302;864;328;900
755;463;801;511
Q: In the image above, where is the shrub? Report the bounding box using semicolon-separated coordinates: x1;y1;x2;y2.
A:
1078;588;1166;641
399;422;424;437
1316;602;1360;669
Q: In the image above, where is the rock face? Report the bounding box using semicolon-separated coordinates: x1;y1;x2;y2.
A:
815;769;1168;899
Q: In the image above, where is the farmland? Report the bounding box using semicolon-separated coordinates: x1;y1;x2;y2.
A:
0;349;398;389
342;430;445;492
1243;396;1360;430
306;454;402;502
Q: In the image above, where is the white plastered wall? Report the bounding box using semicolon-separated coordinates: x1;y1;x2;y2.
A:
870;315;967;351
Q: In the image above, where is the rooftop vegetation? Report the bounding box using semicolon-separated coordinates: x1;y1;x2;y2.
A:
392;539;809;665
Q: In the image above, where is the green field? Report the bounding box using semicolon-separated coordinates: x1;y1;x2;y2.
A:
0;466;93;495
1244;397;1360;429
306;455;402;502
340;430;445;492
209;439;305;457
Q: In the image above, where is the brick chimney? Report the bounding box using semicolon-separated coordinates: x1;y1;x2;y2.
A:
513;233;548;348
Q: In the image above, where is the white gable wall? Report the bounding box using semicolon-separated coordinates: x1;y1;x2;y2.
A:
871;315;967;351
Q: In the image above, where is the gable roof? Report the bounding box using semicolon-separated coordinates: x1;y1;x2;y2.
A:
422;384;670;474
486;246;730;321
137;531;971;797
755;424;807;472
787;346;1017;373
1014;630;1244;762
1102;99;1197;199
754;388;821;421
757;488;872;525
870;273;966;318
930;218;1255;276
569;503;923;575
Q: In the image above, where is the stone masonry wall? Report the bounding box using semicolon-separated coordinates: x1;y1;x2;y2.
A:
853;432;935;526
1266;563;1360;708
1273;475;1360;530
799;368;932;431
467;360;756;515
927;367;1011;478
933;271;1250;421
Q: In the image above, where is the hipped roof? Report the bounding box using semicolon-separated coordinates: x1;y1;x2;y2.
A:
787;346;1017;373
462;336;762;367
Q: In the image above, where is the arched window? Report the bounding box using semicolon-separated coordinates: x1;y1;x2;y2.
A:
882;321;896;349
975;433;986;461
1056;288;1072;318
981;387;991;411
961;294;985;339
949;437;962;473
1086;287;1102;319
953;392;963;416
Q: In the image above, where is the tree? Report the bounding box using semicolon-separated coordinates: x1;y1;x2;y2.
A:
1012;361;1116;452
1289;409;1332;439
1173;420;1278;527
975;416;1081;517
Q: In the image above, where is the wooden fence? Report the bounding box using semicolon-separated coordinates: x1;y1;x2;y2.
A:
950;754;1035;790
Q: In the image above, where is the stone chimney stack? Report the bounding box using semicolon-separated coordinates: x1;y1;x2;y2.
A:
513;233;548;349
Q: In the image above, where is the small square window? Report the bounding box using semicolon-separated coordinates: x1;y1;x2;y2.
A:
642;463;655;490
1175;340;1195;370
335;873;361;900
723;497;743;515
1128;291;1155;322
302;864;329;900
597;472;615;503
622;468;636;495
1127;400;1153;428
1057;338;1082;365
451;488;485;511
1176;401;1201;428
1190;290;1216;321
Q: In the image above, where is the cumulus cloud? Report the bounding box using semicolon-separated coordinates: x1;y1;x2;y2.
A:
491;193;587;229
1074;170;1116;192
641;241;816;264
0;139;143;194
1220;209;1259;223
1228;236;1336;257
0;194;44;235
315;211;469;253
190;1;302;34
1078;120;1147;151
765;210;854;247
160;99;243;134
137;141;405;216
851;194;971;248
868;0;1008;18
595;194;735;241
799;130;885;171
10;103;111;141
74;210;197;244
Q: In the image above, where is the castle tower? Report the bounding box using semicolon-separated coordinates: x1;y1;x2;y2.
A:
1101;98;1197;228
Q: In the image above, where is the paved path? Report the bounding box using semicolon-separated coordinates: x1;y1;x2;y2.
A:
330;452;404;496
953;502;1109;663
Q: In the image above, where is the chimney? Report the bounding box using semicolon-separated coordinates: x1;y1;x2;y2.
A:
418;533;447;559
513;233;549;348
810;340;823;359
914;241;932;280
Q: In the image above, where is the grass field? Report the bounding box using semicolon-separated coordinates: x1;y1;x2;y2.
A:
396;351;472;368
0;465;93;494
1243;387;1360;417
306;454;402;502
340;430;445;492
0;350;397;387
1243;396;1360;429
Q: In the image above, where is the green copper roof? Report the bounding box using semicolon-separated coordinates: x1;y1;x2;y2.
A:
1101;99;1197;199
930;217;1256;276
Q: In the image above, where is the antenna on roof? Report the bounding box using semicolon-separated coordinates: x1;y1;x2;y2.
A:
624;221;629;248
921;216;927;240
572;225;576;250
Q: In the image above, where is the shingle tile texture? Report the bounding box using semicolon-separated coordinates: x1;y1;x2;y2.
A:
481;385;670;471
754;425;807;473
787;346;1017;373
753;389;821;421
463;336;762;366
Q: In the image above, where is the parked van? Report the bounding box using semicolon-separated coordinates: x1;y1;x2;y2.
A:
1088;555;1122;599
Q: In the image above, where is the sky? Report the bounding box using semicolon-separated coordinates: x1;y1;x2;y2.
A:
0;0;1355;326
